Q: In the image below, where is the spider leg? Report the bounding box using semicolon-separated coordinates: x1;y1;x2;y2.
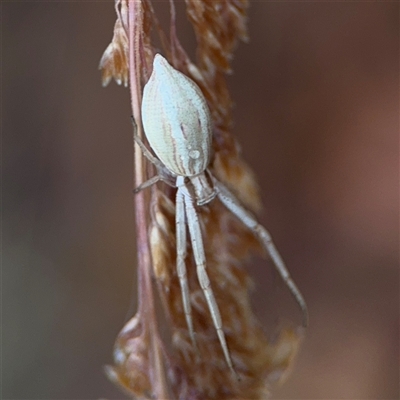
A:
133;176;163;193
176;187;197;348
183;187;237;376
214;178;309;328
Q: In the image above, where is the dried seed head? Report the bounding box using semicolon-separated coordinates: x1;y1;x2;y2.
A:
141;54;212;177
99;16;129;87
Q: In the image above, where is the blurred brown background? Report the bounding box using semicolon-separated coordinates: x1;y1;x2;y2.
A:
3;1;398;399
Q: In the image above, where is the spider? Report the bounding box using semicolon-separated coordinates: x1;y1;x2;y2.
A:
134;54;308;374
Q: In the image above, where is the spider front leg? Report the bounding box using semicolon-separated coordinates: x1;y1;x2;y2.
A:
182;184;237;376
214;177;309;328
175;187;197;348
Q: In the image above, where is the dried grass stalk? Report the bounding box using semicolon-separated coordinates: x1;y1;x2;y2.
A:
99;0;304;398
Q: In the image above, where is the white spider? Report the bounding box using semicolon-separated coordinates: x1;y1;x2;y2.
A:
134;54;308;374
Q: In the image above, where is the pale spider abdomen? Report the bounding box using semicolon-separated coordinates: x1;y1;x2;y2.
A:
141;54;212;177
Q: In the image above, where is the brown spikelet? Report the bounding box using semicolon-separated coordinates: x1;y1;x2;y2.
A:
99;0;129;87
100;0;305;399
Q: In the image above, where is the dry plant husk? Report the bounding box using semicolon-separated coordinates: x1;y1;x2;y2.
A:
100;0;304;398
